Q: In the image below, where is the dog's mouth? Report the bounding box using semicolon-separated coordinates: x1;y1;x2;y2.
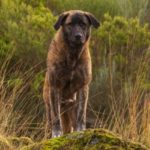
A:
74;39;84;45
70;38;85;47
69;41;84;48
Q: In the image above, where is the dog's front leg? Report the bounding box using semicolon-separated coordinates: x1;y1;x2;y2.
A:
76;85;89;131
50;89;62;138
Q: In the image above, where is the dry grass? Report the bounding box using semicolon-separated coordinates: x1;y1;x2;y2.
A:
89;47;150;147
0;52;45;140
0;48;149;148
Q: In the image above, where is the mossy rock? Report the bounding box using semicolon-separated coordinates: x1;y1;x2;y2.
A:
0;135;12;150
21;129;148;150
8;136;34;149
0;135;34;150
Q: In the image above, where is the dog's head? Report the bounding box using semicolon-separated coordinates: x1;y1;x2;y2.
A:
54;10;100;48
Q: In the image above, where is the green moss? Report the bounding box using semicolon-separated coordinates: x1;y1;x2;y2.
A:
20;129;148;150
0;135;34;150
0;129;148;150
0;135;12;150
8;136;34;148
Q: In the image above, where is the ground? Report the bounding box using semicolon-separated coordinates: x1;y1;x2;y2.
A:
0;129;148;150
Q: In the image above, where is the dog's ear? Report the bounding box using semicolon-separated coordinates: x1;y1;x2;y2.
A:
84;12;100;28
54;13;69;30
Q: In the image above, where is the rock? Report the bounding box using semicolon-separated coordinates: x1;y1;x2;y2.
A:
0;134;34;150
0;135;12;150
8;136;34;149
21;129;148;150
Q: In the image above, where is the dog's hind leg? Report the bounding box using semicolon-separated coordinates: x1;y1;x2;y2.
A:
43;73;52;139
44;101;51;139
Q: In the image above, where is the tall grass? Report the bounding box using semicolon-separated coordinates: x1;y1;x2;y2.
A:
0;52;45;141
117;0;149;24
47;0;150;23
89;47;150;146
0;49;149;147
0;0;149;148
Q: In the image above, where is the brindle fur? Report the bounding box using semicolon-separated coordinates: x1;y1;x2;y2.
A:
43;10;100;138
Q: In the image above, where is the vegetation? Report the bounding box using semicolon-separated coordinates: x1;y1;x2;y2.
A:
0;0;150;149
0;129;148;150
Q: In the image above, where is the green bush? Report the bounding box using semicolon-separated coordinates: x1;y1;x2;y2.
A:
0;0;56;68
0;0;56;139
89;14;150;139
0;0;150;145
92;14;150;74
47;0;150;24
47;0;120;19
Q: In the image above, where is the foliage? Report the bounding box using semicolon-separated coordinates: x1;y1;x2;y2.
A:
90;14;150;143
0;0;55;140
117;0;149;22
46;0;150;24
21;129;148;150
47;0;121;19
0;129;148;150
0;0;150;147
92;14;150;76
0;0;56;67
0;134;34;149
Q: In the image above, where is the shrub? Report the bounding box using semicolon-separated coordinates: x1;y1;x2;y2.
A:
89;14;150;143
0;0;56;68
0;0;150;146
47;0;150;24
0;0;56;139
47;0;120;19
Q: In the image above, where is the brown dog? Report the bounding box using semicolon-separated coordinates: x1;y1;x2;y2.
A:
43;10;100;138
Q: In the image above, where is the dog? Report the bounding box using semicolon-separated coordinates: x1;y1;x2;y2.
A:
43;10;100;138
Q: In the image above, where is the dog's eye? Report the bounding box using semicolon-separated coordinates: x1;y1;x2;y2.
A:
66;23;72;30
80;22;86;29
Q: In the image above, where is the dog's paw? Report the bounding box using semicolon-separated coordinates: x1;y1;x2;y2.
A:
77;124;86;131
52;130;62;138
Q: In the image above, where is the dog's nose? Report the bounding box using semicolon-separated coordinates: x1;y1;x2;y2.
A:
75;33;82;40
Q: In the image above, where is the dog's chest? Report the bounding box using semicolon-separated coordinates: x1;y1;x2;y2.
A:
54;59;87;88
56;59;79;79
